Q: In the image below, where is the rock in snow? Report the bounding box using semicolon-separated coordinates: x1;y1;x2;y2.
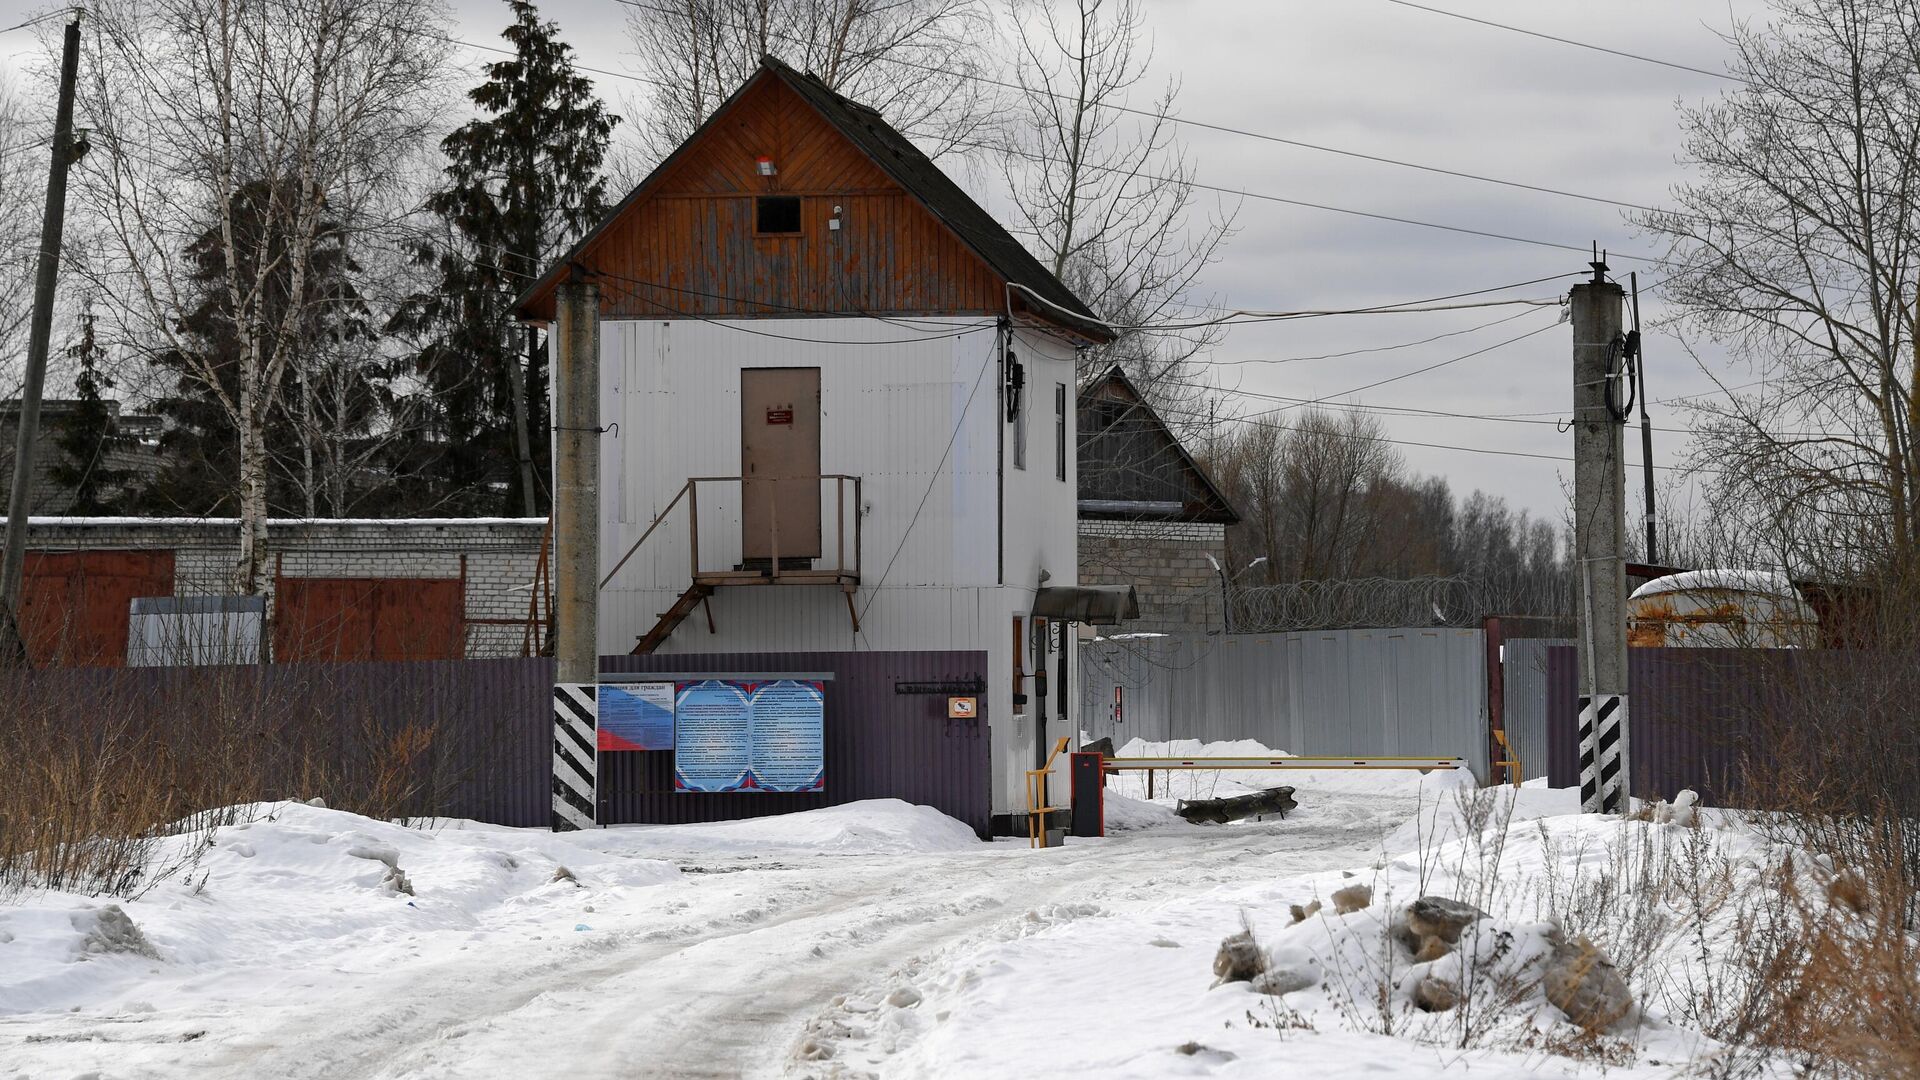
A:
1405;896;1486;945
1210;929;1266;985
1542;929;1634;1031
1330;883;1372;914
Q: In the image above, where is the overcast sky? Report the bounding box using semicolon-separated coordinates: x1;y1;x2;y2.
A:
0;0;1774;522
463;0;1772;523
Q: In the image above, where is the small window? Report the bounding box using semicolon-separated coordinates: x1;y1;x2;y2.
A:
755;195;802;234
1054;383;1067;481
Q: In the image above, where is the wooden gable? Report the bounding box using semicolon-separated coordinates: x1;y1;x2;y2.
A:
1078;369;1240;525
519;73;1009;323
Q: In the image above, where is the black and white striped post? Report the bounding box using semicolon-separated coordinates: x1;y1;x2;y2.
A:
1577;693;1626;813
552;683;598;830
1571;254;1632;815
549;273;601;830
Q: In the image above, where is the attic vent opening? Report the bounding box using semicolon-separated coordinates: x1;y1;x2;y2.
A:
755;195;802;235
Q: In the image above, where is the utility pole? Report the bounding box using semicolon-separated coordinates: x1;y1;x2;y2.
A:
0;16;84;664
549;273;600;831
1572;252;1630;814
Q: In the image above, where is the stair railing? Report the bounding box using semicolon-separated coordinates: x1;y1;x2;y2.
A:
600;476;863;591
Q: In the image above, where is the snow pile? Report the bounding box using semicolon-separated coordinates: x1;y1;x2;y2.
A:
577;799;982;858
809;787;1801;1078
0;801;678;1017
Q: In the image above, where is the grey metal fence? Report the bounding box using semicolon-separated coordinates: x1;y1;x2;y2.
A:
1501;637;1573;781
1079;628;1489;778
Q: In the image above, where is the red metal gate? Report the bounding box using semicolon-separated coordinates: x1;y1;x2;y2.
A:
274;577;465;661
20;550;175;667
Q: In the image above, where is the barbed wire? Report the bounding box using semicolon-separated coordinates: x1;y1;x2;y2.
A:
1228;575;1572;632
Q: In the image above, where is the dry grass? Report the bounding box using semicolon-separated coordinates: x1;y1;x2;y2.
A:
0;661;515;900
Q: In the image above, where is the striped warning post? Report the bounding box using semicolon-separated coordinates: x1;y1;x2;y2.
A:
552;683;597;831
1577;693;1627;814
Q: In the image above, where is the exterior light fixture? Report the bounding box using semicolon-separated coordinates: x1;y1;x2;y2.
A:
757;156;776;176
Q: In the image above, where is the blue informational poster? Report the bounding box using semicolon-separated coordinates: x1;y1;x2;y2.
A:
672;678;826;793
673;680;753;791
597;683;675;751
747;680;826;793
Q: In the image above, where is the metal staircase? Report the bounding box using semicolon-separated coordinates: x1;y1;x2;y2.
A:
601;475;863;654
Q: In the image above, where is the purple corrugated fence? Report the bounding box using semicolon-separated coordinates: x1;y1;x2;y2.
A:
9;650;991;834
597;651;992;837
1545;646;1787;806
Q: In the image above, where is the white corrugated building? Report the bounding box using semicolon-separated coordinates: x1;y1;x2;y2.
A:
515;57;1125;832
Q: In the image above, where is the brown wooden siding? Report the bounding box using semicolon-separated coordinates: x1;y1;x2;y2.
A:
559;77;1010;321
274;577;465;662
21;550;175;667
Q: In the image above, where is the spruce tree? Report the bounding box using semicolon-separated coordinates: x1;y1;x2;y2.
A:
137;179;369;516
48;306;131;514
393;0;616;516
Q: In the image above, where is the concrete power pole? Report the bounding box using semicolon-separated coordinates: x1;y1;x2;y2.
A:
549;276;601;831
1571;257;1631;815
0;17;83;663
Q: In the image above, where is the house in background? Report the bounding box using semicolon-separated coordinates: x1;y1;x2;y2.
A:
1077;368;1240;635
515;56;1120;835
0;399;164;513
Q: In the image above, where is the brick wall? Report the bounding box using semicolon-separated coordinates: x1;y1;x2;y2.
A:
14;518;546;658
1077;518;1225;635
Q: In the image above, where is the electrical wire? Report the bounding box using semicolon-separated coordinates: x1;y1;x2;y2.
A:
853;320;1003;641
608;0;1672;214
595;276;993;344
1187;306;1543;367
1242;315;1564;419
1379;0;1741;83
0;9;69;34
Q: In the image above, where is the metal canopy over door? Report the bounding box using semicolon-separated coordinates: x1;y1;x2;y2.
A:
741;367;822;564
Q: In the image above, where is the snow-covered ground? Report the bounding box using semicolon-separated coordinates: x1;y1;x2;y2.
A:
1;746;1799;1079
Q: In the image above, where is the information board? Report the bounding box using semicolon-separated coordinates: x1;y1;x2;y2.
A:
672;678;826;793
747;680;826;792
596;682;675;751
673;680;754;791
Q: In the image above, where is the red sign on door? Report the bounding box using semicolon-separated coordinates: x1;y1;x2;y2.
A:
766;408;794;425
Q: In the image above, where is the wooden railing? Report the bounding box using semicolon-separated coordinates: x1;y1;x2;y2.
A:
600;475;863;590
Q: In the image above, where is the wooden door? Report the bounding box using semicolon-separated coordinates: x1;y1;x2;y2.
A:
19;550;175;667
741;367;821;561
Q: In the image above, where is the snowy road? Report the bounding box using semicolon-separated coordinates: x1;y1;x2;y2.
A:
0;774;1428;1080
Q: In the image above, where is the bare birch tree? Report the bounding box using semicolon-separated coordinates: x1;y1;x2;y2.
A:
72;0;449;590
623;0;995;164
1644;0;1920;583
1001;0;1235;415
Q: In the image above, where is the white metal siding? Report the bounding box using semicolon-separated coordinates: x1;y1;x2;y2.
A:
596;316;1080;815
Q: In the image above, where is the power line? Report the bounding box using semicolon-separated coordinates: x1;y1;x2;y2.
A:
609;0;1669;214
439;6;1666;263
595;276;993;344
0;10;68;35
1155;397;1707;475
1380;1;1741;83
1188;307;1542;367
1244;315;1565;419
969;135;1656;263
